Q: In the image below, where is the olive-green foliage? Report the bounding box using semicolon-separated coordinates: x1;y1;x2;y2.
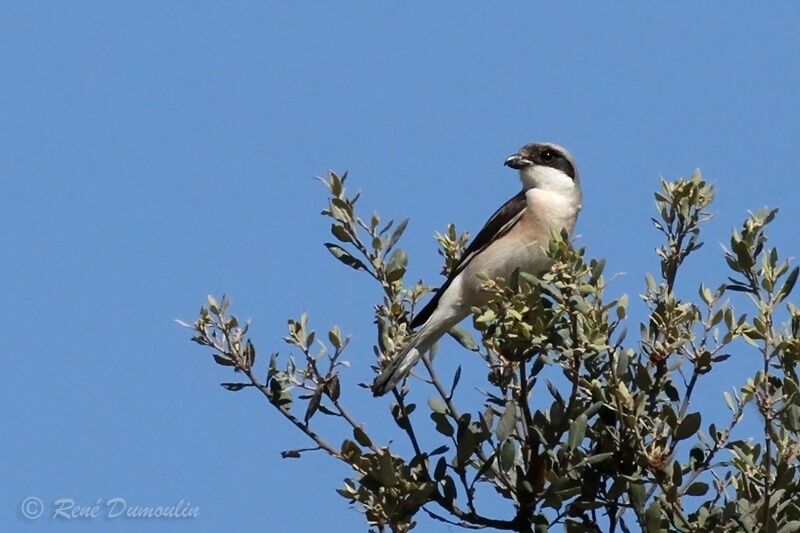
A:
181;171;800;532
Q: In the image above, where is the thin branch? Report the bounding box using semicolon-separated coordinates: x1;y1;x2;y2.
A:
429;492;520;530
243;368;341;458
517;362;537;471
392;389;423;457
420;354;514;493
421;506;485;530
333;397;381;453
761;315;774;529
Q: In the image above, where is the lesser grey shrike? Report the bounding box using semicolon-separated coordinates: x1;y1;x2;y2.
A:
372;142;582;396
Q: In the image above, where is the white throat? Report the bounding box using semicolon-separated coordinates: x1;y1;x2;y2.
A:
520;165;577;195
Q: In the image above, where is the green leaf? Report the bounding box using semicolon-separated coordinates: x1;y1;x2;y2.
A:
496;400;517;441
391;402;414;430
386;218;409;253
328;327;342;349
689;446;705;470
330;224;352;243
567;413;588;449
455;427;479;467
328;171;343;196
353;426;372;448
433;457;447;481
324;243;368;271
777;266;799;302
448;326;479;351
327;374;341;401
375;451;397;487
664;382;680;402
675;412;702;441
500;439;516;471
723;391;736;412
778;521;800;533
428;396;448;414
386;248;407;280
174;318;192;328
616;294;628;319
589;258;606;284
442;475;457;503
220;383;249;392
580;452;614;466
699;284;714;305
645;500;662;531
305;388;322;423
629;481;646;512
431;412;454;437
385;264;406;283
243;339;256;368
449;366;462;398
340;439;361;463
429;445;449;456
785;405;800;432
281;449;302;459
614;350;630;379
212;353;235;367
685;481;709;496
784;377;800;398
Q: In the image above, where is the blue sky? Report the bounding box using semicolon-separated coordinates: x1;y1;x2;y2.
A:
3;2;799;531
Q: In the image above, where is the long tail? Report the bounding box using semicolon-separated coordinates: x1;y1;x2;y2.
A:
371;333;426;396
372;281;468;396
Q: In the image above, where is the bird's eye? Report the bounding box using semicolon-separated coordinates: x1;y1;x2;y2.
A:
541;150;555;162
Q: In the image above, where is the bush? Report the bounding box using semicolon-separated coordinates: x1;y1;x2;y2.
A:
181;171;800;532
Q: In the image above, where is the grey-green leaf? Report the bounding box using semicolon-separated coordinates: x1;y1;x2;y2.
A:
567;414;588;450
353;426;372;448
331;224;352;243
496;400;517;441
500;439;516;471
455;427;479;467
324;243;368;271
386;218;409;253
431;412;454;437
448;325;479;351
428;396;448;414
777;266;799;302
675;412;702;441
685;481;709;496
778;521;800;533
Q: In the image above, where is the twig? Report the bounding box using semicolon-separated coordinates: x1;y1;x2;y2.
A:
517;362;537;470
420;354;514;492
333;397;381;453
422;506;484;529
243;368;341;458
392;389;423;457
429;492;520;530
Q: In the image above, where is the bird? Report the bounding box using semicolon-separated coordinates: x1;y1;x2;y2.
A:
371;142;583;396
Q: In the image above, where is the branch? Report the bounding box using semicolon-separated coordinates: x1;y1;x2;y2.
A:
392;389;423;457
243;368;341;458
429;492;520;530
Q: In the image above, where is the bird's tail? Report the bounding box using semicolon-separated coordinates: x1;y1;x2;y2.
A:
371;333;426;396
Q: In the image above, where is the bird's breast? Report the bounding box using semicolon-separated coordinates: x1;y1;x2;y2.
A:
460;223;549;296
460;189;579;295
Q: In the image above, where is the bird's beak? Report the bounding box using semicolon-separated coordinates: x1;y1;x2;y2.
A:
504;154;532;170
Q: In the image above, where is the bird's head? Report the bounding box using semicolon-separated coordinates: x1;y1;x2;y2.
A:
504;142;580;197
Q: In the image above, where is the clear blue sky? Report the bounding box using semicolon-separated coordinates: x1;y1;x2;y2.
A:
3;2;799;532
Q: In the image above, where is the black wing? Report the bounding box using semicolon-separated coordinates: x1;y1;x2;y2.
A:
410;191;527;329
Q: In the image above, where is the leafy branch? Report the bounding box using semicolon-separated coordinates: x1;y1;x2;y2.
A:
180;170;800;532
